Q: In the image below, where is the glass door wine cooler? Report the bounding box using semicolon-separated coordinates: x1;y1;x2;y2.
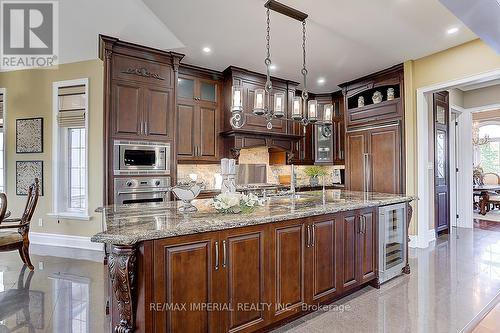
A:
378;203;407;283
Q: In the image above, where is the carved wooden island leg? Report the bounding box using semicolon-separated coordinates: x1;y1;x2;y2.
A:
108;245;137;333
402;203;413;275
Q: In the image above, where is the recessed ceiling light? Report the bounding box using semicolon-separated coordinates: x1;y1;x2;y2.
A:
447;27;459;35
317;77;326;85
202;47;211;53
269;64;277;70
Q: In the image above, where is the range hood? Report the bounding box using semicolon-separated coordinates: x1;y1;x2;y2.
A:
221;129;303;162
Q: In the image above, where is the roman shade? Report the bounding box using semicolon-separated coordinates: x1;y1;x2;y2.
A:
57;85;86;128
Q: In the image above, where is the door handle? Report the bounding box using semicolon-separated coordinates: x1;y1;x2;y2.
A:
363;153;370;192
139;122;143;135
311;224;316;247
144;122;148;135
198;145;201;157
222;240;227;268
214;241;219;270
306;225;311;248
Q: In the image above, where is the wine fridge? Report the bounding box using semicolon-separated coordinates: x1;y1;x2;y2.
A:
378;203;407;283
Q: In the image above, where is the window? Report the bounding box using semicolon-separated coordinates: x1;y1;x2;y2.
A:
477;123;500;174
52;79;89;219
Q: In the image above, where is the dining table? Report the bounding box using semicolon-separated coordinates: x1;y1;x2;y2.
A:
474;184;500;215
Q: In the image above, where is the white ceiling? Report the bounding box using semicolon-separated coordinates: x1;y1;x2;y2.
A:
57;0;183;64
439;0;500;55
142;0;477;92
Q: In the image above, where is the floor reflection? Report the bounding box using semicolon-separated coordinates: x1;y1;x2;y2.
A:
0;245;106;333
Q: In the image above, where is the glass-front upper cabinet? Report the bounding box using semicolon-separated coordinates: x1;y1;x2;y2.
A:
314;125;333;163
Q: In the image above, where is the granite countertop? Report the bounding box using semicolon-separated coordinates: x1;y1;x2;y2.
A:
91;190;414;246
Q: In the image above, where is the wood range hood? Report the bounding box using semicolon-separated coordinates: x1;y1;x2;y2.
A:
221;129;303;163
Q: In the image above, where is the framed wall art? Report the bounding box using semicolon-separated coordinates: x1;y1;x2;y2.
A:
16;161;44;196
16;117;43;153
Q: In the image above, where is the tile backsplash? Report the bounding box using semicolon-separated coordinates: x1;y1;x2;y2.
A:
177;147;345;189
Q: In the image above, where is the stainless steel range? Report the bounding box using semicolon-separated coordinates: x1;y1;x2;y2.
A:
114;177;171;205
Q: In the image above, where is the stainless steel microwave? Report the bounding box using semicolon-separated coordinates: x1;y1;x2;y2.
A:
113;140;170;175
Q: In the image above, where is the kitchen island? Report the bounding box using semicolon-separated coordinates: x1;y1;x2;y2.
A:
92;190;413;333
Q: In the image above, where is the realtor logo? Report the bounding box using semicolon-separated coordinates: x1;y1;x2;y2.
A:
1;1;58;70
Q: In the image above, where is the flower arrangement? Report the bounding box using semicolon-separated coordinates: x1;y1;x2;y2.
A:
213;193;265;214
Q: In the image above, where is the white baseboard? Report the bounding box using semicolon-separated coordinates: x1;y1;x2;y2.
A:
409;229;436;248
30;232;104;251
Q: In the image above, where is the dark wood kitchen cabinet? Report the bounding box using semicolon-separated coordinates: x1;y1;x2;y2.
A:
346;123;402;194
341;64;405;194
153;225;270;333
123;206;391;333
177;66;222;163
341;208;377;291
305;214;341;304
100;35;184;205
109;54;177;141
153;232;220;333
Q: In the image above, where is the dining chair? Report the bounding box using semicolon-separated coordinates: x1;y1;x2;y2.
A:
0;179;40;270
482;173;500;186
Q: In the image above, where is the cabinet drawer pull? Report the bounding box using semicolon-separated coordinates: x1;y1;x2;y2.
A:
306;225;311;247
222;240;227;268
214;241;219;270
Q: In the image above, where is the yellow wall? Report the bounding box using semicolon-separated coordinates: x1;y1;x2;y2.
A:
404;39;500;234
0;59;104;237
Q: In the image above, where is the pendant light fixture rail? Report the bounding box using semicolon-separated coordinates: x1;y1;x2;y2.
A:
264;0;308;22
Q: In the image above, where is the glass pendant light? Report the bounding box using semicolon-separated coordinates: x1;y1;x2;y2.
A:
253;89;266;115
292;96;302;120
307;100;317;123
231;85;243;112
323;104;333;125
273;92;285;118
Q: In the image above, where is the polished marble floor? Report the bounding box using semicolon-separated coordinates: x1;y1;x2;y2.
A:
0;227;499;333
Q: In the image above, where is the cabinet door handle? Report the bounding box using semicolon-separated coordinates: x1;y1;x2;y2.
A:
306;225;311;248
198;145;201;157
222;240;227;268
214;241;219;270
139;122;143;135
144;122;148;135
311;224;316;247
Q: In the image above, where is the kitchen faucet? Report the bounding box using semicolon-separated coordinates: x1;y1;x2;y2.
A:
290;164;296;197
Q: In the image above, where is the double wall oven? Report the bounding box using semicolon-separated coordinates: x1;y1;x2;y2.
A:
113;140;171;205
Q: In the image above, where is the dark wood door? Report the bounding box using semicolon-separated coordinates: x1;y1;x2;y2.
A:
199;104;218;160
112;80;142;138
306;215;340;304
269;219;306;323
177;102;196;158
177;74;220;162
341;211;359;291
357;208;377;284
219;226;268;333
367;123;402;194
433;91;450;234
153;233;220;333
144;86;174;140
346;132;366;191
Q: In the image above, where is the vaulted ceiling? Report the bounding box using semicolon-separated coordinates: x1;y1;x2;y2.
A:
142;0;477;92
56;0;479;92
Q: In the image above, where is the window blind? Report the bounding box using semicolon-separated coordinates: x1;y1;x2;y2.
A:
57;85;86;128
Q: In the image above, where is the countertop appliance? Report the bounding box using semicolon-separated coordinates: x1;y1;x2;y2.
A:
378;202;407;283
113;140;170;175
114;177;171;205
